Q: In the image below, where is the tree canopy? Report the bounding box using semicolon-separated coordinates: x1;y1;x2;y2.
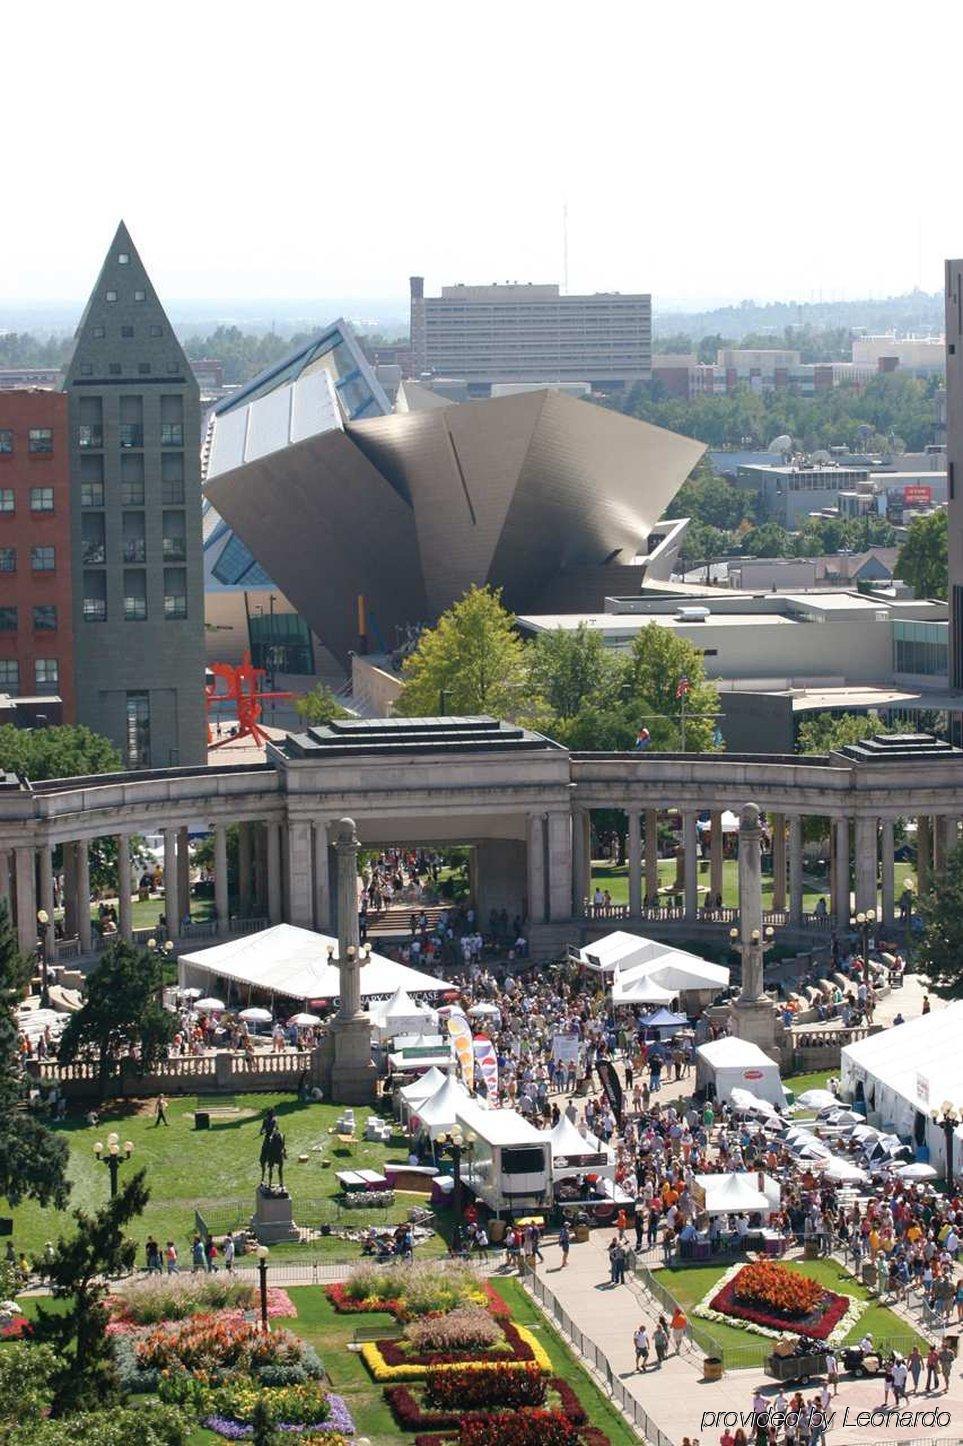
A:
0;901;69;1210
292;682;350;726
58;940;175;1095
0;724;121;782
916;840;963;996
896;508;948;599
395;586;530;719
796;710;896;754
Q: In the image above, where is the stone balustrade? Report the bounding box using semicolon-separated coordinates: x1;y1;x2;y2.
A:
27;1046;324;1100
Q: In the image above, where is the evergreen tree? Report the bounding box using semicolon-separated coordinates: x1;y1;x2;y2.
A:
58;940;175;1096
31;1169;150;1415
0;901;69;1209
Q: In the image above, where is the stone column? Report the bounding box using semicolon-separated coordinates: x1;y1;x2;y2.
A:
62;842;77;937
213;825;229;934
38;847;55;957
645;809;659;906
854;816;878;915
14;847;36;953
0;848;10;918
917;816;931;896
177;825;191;924
526;814;546;923
254;824;268;913
834;817;851;925
771;813;787;912
547;811;573;922
729;802;777;1049
164;828;180;937
266;823;283;925
335;818;362;1018
571;809;590;915
117;834;133;941
941;816;958;862
285;821;313;927
313;820;332;932
788;815;804;926
709;810;724;905
880;819;896;928
627;811;642;917
683;810;699;920
77;840;92;953
237;822;253;917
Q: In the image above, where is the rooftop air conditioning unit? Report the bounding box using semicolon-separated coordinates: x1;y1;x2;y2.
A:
676;606;711;622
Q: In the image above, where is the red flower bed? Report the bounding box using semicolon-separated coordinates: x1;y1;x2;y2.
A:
710;1266;851;1342
375;1317;534;1369
426;1362;546;1411
733;1262;823;1318
385;1374;586;1431
326;1280;508;1322
0;1317;30;1340
460;1410;581;1446
413;1431;607;1446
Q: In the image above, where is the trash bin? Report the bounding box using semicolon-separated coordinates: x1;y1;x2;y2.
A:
195;1111;210;1130
489;1219;507;1244
703;1356;724;1382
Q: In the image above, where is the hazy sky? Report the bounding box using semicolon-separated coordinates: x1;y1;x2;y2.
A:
3;0;960;311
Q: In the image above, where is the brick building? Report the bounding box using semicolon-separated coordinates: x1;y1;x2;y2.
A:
0;389;75;720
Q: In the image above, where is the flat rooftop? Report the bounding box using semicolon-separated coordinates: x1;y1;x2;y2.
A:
275;715;563;760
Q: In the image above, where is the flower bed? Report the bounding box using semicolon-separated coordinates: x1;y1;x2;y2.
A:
107;1284;296;1335
385;1373;587;1431
327;1278;508;1324
202;1381;355;1438
404;1307;502;1354
114;1313;323;1392
341;1189;395;1209
361;1321;551;1381
107;1273;290;1327
693;1261;863;1344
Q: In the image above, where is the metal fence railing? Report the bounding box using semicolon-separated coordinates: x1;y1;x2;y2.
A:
525;1269;672;1446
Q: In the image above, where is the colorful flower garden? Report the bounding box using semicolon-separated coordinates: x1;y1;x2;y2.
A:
328;1262;612;1446
692;1259;862;1344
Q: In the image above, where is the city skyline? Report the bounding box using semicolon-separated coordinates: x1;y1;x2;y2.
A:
2;0;960;310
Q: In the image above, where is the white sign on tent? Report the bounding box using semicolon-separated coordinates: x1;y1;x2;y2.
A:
552;1034;580;1065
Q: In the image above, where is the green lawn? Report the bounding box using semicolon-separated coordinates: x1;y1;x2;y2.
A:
657;1257;928;1368
7;1092;447;1264
591;858;915;913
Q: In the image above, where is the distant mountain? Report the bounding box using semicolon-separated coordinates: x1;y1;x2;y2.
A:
0;296;410;338
653;290;943;341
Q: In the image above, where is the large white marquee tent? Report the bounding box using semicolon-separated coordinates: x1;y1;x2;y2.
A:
178;924;454;1007
696;1035;786;1107
576;932;729;1004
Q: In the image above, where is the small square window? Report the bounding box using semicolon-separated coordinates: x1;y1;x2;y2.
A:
34;658;59;692
121;325;134;339
92;325;105;338
30;487;54;513
138;362;151;376
81;480;104;508
30;545;55;572
0;490;13;513
118;252;130;264
149;324;162;337
0;607;17;632
109;363;122;376
0;548;15;572
81;363;93;377
0;430;11;454
28;429;53;454
105;290;117;303
33;605;57;631
134;289;146;302
0;660;19;690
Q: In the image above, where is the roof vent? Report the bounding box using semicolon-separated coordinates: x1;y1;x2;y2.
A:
675;606;711;622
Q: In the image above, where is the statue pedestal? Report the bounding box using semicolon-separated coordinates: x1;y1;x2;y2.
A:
728;997;780;1054
252;1185;300;1244
330;1015;377;1104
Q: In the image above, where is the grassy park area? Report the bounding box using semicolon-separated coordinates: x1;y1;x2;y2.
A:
591;857;915;913
6;1092;449;1264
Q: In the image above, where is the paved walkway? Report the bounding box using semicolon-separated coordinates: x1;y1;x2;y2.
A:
525;1231;963;1445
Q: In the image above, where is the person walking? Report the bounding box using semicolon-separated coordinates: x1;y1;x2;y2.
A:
908;1344;922;1394
558;1220;571;1267
939;1340;954;1392
223;1234;235;1273
892;1356;908;1405
165;1240;179;1274
670;1306;687;1353
825;1348;839;1396
654;1316;669;1367
633;1322;650;1372
154;1093;170;1126
924;1344;941;1392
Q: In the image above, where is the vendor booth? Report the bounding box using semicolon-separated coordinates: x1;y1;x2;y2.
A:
696;1035;786;1107
542;1113;631;1222
413;1075;476;1141
636;1007;690;1040
370;987;438;1041
679;1171;784;1260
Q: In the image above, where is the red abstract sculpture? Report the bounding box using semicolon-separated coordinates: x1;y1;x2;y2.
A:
205;651;294;749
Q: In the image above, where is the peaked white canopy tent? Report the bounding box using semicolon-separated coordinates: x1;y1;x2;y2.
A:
583;931;729;1008
178;924;453;1007
370;987;438;1040
413;1076;479;1140
541;1114;613;1182
696;1036;786;1107
398;1065;449;1114
693;1171;780;1217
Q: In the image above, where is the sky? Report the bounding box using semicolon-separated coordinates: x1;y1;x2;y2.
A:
2;0;961;316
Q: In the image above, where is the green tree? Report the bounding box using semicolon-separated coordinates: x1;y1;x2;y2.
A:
0;901;69;1210
0;1341;59;1435
12;1404;190;1446
896;509;948;599
58;940;175;1096
0;724;121;781
31;1168;150;1415
292;682;349;726
395;586;532;720
916;840;963;995
796;710;895;754
622;625;721;752
527;624;619;725
743;521;793;557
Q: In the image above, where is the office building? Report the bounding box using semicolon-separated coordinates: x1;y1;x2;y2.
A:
409;277;651;393
736;461;947;527
0;389;74;722
946;262;963;702
63;223;205;767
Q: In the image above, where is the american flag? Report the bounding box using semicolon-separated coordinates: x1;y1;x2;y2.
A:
675;675;691;699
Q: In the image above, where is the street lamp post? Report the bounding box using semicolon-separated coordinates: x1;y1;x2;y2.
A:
93;1132;134;1198
932;1103;961;1189
436;1129;476;1224
729;923;776;991
36;909;50;1009
256;1244;270;1330
850;909;876;984
147;936;175;1004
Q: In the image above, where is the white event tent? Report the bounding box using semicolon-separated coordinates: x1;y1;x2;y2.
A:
696;1035;786;1107
841;1003;963;1168
178;924;453;1008
413;1075;478;1140
370;987;438;1040
542;1114;613;1183
693;1171;780;1217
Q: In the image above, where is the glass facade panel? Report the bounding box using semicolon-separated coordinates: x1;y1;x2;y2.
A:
126;692;150;766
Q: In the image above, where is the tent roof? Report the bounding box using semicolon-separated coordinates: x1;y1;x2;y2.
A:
694;1171;775;1214
611;974;675;1005
697;1036;778;1070
399;1065;449;1104
381;987;431;1019
548;1114;606;1159
641;1007;689;1027
179;923;453;1002
577;931;649;971
415;1075;473;1126
842;1001;963;1122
